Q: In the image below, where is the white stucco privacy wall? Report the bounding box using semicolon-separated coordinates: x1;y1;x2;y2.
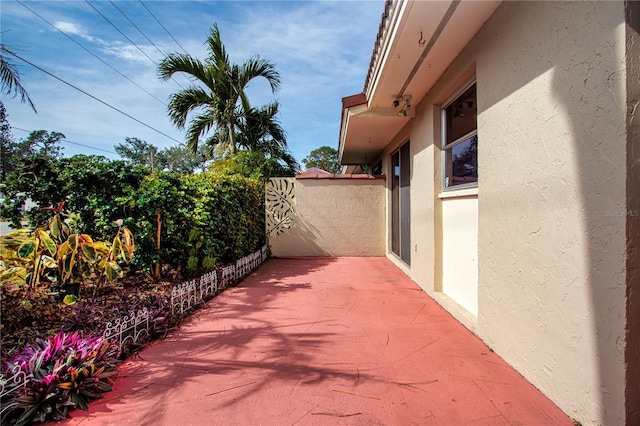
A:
370;2;633;424
267;176;386;257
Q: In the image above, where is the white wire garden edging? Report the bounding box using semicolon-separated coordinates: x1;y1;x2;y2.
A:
0;364;28;419
109;244;268;347
102;308;151;351
0;244;268;397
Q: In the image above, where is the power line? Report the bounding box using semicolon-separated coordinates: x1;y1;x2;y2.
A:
57;139;117;155
84;0;185;90
107;0;190;88
109;0;166;59
139;0;188;55
17;0;165;105
12;127;118;155
6;50;182;144
84;0;158;65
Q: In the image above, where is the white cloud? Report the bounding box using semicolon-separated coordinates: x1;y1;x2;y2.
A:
100;42;162;65
54;20;95;42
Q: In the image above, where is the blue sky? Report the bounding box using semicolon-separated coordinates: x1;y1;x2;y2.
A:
1;0;384;164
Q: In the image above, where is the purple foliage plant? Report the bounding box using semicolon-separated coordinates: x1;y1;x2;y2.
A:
1;331;119;425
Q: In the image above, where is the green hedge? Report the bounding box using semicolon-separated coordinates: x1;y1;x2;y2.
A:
1;155;266;278
118;170;265;276
0;155;148;242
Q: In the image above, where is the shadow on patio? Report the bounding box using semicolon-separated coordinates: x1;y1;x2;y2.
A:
61;257;571;425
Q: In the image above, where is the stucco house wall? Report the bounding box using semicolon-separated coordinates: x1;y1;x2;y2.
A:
625;2;640;421
368;1;636;424
267;176;385;257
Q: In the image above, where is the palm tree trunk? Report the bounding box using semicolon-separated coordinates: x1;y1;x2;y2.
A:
228;121;236;154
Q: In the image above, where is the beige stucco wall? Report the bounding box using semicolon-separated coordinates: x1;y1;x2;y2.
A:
477;3;627;424
372;1;630;424
625;1;640;422
268;177;386;257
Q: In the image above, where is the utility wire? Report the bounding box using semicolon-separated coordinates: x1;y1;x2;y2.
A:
12;127;118;155
84;0;185;90
54;140;117;155
108;0;190;88
6;50;182;144
139;0;188;55
84;0;158;65
109;0;166;58
17;0;165;105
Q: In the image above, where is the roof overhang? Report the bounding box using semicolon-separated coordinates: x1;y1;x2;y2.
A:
339;0;502;165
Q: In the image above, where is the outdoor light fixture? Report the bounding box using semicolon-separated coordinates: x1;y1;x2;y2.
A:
395;95;412;117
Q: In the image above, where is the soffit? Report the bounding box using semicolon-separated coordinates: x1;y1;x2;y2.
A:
339;0;501;165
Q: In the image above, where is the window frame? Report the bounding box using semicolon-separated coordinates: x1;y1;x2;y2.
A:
441;78;478;191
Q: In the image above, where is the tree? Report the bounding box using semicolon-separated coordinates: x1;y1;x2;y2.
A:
302;146;339;173
1;129;64;183
18;130;64;160
0;154;147;236
0;102;14;182
1;41;36;112
158;23;281;155
116;137;210;174
236;102;299;176
238;103;286;152
209;151;297;180
1;156;68;229
115;137;157;169
156;144;209;175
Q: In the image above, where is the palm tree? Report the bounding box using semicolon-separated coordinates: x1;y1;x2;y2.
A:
158;23;280;154
1;41;36;112
238;102;285;153
237;102;299;175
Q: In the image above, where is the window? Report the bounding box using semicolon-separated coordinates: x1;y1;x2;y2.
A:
442;82;477;189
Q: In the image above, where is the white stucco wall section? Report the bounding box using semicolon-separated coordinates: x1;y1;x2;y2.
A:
475;3;627;423
268;177;386;257
371;2;629;424
441;195;478;317
625;1;640;420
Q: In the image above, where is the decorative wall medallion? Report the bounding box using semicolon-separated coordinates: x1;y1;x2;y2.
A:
266;178;296;236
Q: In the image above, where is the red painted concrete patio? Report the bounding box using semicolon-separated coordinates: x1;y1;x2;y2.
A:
62;257;571;425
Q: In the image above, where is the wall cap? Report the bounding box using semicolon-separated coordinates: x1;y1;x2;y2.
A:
295;174;385;180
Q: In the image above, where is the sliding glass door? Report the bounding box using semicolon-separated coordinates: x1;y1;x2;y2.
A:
391;142;410;265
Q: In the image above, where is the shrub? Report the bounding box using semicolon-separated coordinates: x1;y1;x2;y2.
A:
1;153;266;280
0;156;147;239
0;206;134;298
1;331;119;425
118;170;264;278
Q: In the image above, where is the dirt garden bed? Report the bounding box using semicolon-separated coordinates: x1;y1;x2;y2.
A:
1;272;182;363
